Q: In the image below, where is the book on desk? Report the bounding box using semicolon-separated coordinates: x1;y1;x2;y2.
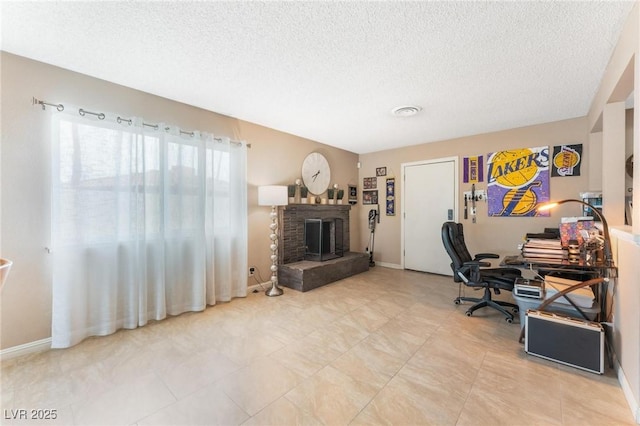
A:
521;237;567;262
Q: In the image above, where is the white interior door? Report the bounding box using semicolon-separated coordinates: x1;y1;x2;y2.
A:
403;158;457;275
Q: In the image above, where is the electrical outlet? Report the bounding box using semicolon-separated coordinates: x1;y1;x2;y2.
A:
249;267;255;277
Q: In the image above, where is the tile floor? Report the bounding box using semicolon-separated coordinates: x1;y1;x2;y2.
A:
0;267;636;425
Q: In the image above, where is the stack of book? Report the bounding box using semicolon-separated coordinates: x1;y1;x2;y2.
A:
521;238;567;263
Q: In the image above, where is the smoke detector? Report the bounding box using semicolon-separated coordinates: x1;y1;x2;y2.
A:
391;105;422;117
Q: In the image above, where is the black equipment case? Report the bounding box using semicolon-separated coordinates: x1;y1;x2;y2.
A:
525;310;604;374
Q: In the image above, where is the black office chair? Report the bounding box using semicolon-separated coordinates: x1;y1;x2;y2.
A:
448;222;523;280
441;221;521;323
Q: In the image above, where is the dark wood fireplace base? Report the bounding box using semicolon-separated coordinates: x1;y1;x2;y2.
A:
278;251;369;292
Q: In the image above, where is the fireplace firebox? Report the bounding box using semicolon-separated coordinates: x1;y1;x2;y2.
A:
304;218;344;261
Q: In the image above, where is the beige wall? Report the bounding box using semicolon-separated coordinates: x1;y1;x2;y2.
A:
612;233;640;412
357;117;590;267
239;119;361;282
588;2;640;421
0;52;359;350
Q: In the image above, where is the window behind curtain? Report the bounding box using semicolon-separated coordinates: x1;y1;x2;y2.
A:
51;112;248;348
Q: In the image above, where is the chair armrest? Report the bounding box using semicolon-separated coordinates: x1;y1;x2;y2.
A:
462;260;492;268
474;253;499;260
457;262;486;286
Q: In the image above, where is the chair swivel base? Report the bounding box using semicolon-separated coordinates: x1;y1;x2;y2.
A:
455;293;518;323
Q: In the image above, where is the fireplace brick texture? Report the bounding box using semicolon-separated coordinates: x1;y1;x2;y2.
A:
278;204;351;264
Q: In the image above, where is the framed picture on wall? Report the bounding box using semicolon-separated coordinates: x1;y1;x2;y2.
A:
363;177;377;189
376;167;387;177
363;190;378;205
348;184;357;205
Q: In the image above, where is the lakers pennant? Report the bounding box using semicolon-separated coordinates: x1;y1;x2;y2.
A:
487;146;550;217
551;144;582;177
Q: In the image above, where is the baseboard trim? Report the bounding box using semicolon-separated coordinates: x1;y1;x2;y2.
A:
247;281;270;294
375;262;402;269
1;338;52;361
616;356;640;423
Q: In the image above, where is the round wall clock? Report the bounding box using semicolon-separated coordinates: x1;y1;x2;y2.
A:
302;152;331;195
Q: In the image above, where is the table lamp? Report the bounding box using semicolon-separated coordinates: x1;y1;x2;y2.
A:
258;185;288;296
536;199;613;268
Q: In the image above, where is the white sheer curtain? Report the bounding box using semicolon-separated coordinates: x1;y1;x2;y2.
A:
51;111;247;348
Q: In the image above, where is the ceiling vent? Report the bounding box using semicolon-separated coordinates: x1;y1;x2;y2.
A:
391;105;422;117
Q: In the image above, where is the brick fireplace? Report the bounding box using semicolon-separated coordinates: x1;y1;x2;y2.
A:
279;204;350;264
277;204;368;292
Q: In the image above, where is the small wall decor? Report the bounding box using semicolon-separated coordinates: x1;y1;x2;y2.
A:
551;144;582;177
376;167;387;177
463;155;484;183
385;178;395;215
363;177;377;189
348;184;358;205
363;190;378;205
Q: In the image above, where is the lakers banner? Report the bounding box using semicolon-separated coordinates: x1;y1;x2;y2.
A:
463;155;483;183
487;146;550;217
551;144;582;177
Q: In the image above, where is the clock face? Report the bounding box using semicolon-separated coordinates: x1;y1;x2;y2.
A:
302;152;331;195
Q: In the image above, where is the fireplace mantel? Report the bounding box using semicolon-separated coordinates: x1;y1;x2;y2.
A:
284;204;351;213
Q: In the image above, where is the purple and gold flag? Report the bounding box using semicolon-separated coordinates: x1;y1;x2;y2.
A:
463;156;484;183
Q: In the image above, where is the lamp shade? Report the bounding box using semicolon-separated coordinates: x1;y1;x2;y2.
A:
258;185;288;206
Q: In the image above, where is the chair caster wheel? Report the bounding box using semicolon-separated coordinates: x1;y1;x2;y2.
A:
512;308;519;314
465;311;472;317
505;317;513;324
454;299;461;305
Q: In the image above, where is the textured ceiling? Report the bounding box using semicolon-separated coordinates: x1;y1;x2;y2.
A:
0;1;635;154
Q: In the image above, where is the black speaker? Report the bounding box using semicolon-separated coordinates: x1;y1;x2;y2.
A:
525;310;604;374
